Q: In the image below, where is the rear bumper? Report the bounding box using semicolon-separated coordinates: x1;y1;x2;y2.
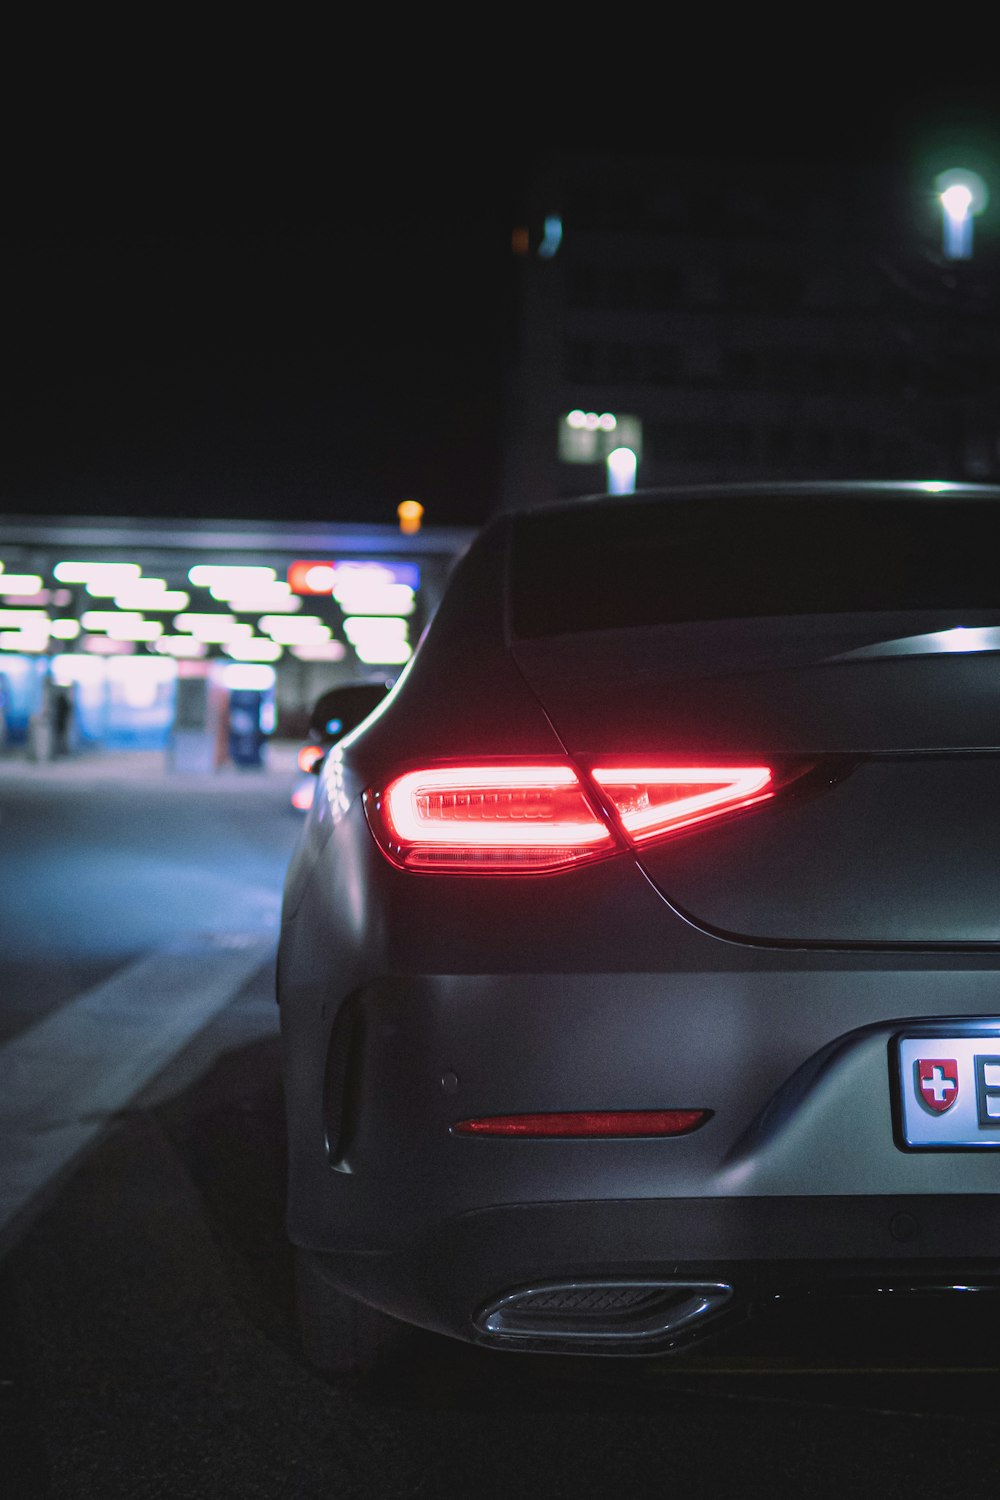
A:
301;1194;1000;1352
282;967;1000;1248
279;845;1000;1350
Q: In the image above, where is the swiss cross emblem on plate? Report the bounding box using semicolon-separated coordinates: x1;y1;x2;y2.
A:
916;1058;960;1113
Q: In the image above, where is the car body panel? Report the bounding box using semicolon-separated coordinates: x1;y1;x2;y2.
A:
634;757;1000;945
510;626;1000;755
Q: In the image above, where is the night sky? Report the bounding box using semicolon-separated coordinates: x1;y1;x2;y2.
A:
0;137;521;530
3;67;998;532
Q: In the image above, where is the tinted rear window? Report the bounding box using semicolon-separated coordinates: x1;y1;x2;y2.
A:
510;495;1000;637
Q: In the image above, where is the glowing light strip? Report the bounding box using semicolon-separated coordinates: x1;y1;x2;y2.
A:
354;640;411;664
82;610;144;631
343;616;408;642
290;642;346;661
1;631;47;651
227;592;301;613
114;586;190;610
224;638;283;661
54;562;140;585
155;636;207;658
384;766;612;848
259;617;331;644
333;583;414;615
173;613;253;643
188;565;276;590
106;618;163;641
0;610;50;626
591;766;773;838
0;575;44;594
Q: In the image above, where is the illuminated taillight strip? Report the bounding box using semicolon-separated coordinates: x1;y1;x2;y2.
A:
591;765;773;841
364;764;616;873
381;765;613;848
364;760;803;874
452;1109;710;1137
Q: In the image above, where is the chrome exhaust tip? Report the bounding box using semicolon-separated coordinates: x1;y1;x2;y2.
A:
474;1279;733;1353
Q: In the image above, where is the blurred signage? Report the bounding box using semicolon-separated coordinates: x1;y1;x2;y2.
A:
288;560;421;595
288;561;337;595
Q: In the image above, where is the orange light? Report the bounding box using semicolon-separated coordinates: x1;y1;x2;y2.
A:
397;499;424;535
288;561;336;595
297;744;325;773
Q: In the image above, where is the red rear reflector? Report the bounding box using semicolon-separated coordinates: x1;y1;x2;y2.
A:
591;765;774;841
365;765;614;873
453;1109;709;1138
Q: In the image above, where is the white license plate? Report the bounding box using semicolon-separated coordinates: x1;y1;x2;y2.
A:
895;1033;1000;1148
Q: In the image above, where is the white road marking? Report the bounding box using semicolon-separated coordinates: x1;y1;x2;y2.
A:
0;934;275;1251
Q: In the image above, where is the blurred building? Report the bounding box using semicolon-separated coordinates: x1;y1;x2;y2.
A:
503;149;1000;506
0;515;472;756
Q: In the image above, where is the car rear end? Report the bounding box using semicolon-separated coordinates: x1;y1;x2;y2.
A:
279;482;1000;1358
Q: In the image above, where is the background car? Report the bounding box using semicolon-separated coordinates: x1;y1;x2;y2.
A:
278;480;1000;1377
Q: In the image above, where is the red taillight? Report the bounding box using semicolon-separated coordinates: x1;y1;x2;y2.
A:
452;1109;709;1137
364;764;614;873
364;759;810;874
591;765;774;842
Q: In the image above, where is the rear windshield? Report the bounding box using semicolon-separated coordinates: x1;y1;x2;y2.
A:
510;495;1000;638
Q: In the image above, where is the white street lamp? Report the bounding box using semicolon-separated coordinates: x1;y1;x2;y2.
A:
934;169;989;260
606;446;637;495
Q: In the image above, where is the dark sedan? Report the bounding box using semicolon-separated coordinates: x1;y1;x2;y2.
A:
278;481;1000;1375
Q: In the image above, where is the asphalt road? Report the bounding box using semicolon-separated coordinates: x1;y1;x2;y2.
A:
4;749;1000;1498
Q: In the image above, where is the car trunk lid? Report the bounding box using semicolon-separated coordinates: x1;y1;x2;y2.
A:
511;620;1000;945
